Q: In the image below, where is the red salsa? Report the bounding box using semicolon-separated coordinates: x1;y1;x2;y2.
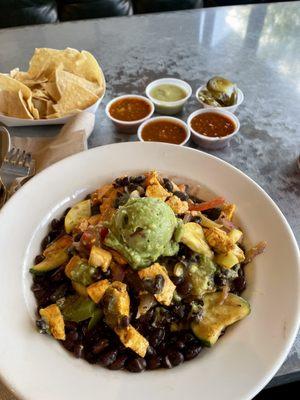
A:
141;120;187;144
110;98;151;122
191;112;236;137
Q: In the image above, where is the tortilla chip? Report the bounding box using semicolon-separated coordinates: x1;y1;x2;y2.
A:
53;80;98;116
55;66;102;97
0;90;33;119
26;48;105;87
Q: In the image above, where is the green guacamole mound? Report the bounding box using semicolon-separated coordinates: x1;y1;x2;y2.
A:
105;197;180;269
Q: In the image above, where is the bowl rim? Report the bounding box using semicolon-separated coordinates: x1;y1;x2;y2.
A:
145;77;192;106
195;85;244;109
105;94;155;125
137;115;190;146
187;108;240;142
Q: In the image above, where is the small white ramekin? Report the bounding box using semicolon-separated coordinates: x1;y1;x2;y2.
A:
105;95;154;133
195;85;244;114
187;108;240;150
145;78;192;115
137;116;190;146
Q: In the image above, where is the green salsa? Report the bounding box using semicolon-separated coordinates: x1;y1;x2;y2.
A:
151;84;187;102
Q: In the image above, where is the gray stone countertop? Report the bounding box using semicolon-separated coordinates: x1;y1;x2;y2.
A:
0;0;299;390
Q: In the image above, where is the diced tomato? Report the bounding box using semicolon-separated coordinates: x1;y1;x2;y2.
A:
189;197;225;212
100;227;109;241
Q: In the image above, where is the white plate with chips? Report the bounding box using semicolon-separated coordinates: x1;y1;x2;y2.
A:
0;96;103;126
0;142;299;400
0;48;106;126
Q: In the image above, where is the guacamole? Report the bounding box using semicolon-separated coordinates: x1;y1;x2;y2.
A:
105;197;179;269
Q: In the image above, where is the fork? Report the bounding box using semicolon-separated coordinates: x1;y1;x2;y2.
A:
0;148;32;207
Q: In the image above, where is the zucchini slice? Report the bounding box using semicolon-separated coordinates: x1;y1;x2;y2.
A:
30;251;69;274
191;292;250;346
64;199;91;234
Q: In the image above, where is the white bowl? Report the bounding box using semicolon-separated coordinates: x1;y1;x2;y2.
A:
187;108;240;150
196;85;244;113
137;116;190;145
0;142;299;400
105;94;154;133
146;78;192;115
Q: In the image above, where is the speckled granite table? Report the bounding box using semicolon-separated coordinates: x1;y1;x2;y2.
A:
0;1;299;395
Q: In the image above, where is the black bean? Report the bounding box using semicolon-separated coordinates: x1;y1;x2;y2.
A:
154;274;165;294
173;191;189;201
93;268;103;281
62;338;75;352
174;340;185;350
92;338;110;354
84;194;91;200
189;195;203;203
182;332;195;343
129;175;145;185
171;275;184;285
114;176;130;187
126;357;146;373
102;268;111;279
214;274;228;287
74;344;84;358
127;183;139;192
149;327;165;348
232;276;246;294
163;178;174;192
73;233;82;242
50;266;66;282
48;230;61;242
41;235;51;251
177;280;192;296
184;341;202;360
50;283;69;302
119;315;130;329
36;319;48;334
203;208;221;221
146;345;155;356
91;205;99;215
146;355;162;370
108;353;128;370
65;321;78;331
34;254;45;264
139;308;154;325
143;274;165;295
67;331;79;342
192;216;202;224
98;349;118;367
163;351;184;368
51;218;63;230
63;207;71;217
172;304;186;319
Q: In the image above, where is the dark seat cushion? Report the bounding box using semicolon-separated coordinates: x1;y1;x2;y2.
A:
0;0;58;29
133;0;202;13
58;0;132;21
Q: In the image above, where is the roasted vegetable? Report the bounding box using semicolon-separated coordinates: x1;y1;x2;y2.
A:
43;235;73;257
115;325;149;357
65;255;96;286
187;256;216;298
30;251;69;274
191;292;250;346
189;197;225;212
102;281;130;328
179;222;213;259
138;263;176;306
58;295;96;323
39;304;65;340
64;199;91;234
89;245;112;272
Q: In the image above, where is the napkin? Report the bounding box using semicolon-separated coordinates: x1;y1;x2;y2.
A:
0;111;95;400
11;111;95;173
